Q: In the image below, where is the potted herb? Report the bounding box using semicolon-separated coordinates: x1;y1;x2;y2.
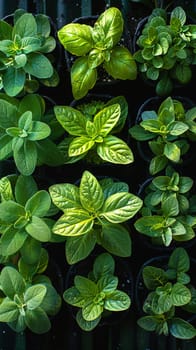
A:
63;252;131;331
129;96;196;175
0;9;59;96
133;6;196;96
136;247;196;340
0;261;62;334
134;166;196;247
54;96;134;165
0;93;64;175
49;170;143;264
57;7;137;99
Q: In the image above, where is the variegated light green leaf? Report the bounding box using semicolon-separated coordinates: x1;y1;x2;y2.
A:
54;106;87;136
100;192;143;223
82;300;103;321
52;209;94;236
104;290;131;311
49;183;81;211
93;104;120;136
97;135;134;164
69;136;94;156
76;309;101;331
79;171;104;212
171;283;191;306
63;287;85;307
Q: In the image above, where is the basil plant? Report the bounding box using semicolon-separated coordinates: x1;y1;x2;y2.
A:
0;93;64;175
64;253;131;331
134;6;196;96
55;98;134;165
58;7;137;99
129;96;196;175
49;171;143;264
0;9;59;96
134;167;196;247
138;247;196;340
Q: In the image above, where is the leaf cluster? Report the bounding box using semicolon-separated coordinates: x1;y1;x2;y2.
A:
63;252;131;331
134;166;196;246
137;247;196;339
0;264;61;334
0;93;64;175
0;174;56;261
129;96;196;174
0;9;59;96
58;7;137;99
55;96;134;165
49;171;143;264
134;6;196;95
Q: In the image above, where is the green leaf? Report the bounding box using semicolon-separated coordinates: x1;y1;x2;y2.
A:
97;135;134;164
74;276;97;298
164;142;181;162
93;253;115;280
100;192;142;223
171;283;191;306
0;176;14;201
54;106;87;136
69;136;94;156
95;7;123;47
137;315;160;332
13;139;37;175
71;57;97;100
25;216;51;242
142;266;168;290
24;285;47;310
52;209;94;236
104;46;137;80
66;232;96;264
149;155;168;175
15;175;38;206
20;236;42;265
97;275;118;293
3;67;26;96
18;94;44;120
80;171;104;212
58;23;93;56
1;227;27;256
12;13;37;38
82;300;103;321
76;309;100;331
36;139;64;166
25;190;51;217
27;121;51;141
0;99;18;128
39;283;61;316
0;138;12;161
0;200;25;223
24;53;53;79
0;298;19;322
63;286;85;307
25;308;51;334
0;266;25;298
104;290;131;311
170;318;196;339
49;183;81;211
168;247;190;273
93;104;120;136
134;215;165;237
100;223;131;257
